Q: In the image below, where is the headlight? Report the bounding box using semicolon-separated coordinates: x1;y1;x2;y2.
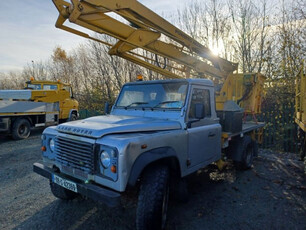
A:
49;138;55;152
100;150;111;168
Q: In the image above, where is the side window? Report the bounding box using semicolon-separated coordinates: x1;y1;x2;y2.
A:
43;84;58;90
63;86;73;97
188;88;211;119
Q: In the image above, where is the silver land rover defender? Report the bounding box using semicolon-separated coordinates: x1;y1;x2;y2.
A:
34;78;260;230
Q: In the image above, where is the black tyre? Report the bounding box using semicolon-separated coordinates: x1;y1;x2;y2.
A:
300;131;306;173
298;129;305;161
136;165;170;230
304;156;306;174
12;118;31;140
252;139;259;157
70;113;77;121
239;136;254;170
50;181;78;200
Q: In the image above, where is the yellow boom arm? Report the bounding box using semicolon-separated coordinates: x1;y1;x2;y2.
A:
52;0;237;80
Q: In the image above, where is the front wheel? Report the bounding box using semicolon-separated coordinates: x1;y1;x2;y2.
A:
136;165;170;230
70;113;77;121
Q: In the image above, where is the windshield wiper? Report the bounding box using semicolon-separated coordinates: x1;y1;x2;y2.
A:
124;102;149;109
153;100;181;108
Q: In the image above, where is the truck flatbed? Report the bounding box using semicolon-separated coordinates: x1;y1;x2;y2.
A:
0;90;32;100
240;122;264;136
221;121;265;148
0;101;59;115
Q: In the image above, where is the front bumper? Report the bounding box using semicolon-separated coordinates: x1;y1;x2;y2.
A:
33;162;121;207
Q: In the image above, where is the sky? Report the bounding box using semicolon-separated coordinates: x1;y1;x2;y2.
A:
0;0;187;74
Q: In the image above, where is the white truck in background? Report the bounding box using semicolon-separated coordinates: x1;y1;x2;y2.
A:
0;79;78;140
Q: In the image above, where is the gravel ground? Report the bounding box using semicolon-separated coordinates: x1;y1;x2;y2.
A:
0;130;305;230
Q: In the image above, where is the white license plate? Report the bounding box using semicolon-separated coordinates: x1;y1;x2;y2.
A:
52;174;78;193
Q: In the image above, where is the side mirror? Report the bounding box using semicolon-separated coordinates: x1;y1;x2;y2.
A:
104;102;110;114
195;103;205;119
70;88;74;99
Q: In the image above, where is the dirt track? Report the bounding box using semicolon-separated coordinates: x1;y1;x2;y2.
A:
0;130;305;230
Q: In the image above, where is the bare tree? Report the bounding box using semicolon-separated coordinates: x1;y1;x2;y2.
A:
228;0;274;73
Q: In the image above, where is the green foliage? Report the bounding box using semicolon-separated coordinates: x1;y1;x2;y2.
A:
79;109;103;119
260;97;297;152
76;86;117;114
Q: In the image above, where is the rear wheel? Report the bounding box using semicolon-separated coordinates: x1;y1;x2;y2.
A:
298;129;305;161
136;165;170;230
298;130;306;173
235;136;254;170
12;118;31;140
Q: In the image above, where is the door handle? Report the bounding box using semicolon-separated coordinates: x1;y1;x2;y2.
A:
208;132;216;137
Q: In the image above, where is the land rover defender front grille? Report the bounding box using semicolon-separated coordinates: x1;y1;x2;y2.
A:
55;136;95;174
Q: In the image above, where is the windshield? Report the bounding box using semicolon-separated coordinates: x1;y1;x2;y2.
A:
43;84;58;90
116;82;188;109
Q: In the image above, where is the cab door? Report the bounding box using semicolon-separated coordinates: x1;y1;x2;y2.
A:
187;85;221;169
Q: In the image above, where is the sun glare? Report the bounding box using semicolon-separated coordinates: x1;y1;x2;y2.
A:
210;41;225;56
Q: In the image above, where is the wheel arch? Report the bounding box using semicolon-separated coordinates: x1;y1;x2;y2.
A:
127;147;181;187
11;116;33;128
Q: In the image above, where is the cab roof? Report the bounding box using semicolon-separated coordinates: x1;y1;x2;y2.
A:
125;78;214;87
26;80;71;86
